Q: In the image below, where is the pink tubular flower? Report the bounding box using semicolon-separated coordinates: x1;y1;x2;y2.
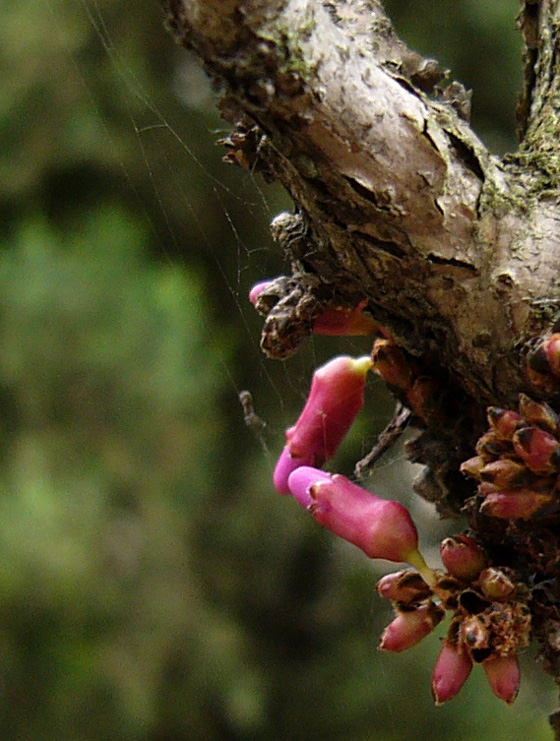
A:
287;467;434;580
431;641;473;705
273;355;372;494
285;355;372;459
482;654;521;705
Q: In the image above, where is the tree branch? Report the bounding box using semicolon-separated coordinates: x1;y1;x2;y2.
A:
161;0;560;708
164;0;560;406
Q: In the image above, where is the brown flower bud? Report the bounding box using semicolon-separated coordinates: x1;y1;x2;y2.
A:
513;426;560;474
475;431;514;461
477;567;515;601
458;588;489;616
376;569;433;604
406;376;439;422
460;616;489;652
372;339;417;391
459;456;485;480
479;458;533;489
518;393;558;433
432;575;463;610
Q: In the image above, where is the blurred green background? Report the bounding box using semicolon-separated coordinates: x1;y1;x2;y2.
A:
0;0;555;739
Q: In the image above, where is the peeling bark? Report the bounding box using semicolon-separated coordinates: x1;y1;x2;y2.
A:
160;0;560;720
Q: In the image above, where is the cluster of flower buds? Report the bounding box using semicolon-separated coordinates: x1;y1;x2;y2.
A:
377;534;530;705
526;333;560;392
460;393;560;519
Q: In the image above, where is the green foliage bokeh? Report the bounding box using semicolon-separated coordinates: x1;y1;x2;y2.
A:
0;0;555;739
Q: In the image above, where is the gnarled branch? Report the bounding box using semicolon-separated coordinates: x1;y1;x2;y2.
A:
161;0;560;713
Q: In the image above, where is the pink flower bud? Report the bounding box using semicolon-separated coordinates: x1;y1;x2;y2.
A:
379;603;444;653
272;355;371;494
439;535;486;582
527;333;560;378
479;458;532;488
249;280;273;306
475;430;513;460
431;641;473;705
287;355;372;461
287;467;425;566
487;406;524;440
459;455;486;479
544;334;560;376
482;654;520;705
513;426;560;474
526;364;555;393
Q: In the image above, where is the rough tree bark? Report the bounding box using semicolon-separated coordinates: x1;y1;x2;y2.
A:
161;0;560;729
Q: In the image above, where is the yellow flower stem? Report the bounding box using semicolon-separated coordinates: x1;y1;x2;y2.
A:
405;548;437;588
